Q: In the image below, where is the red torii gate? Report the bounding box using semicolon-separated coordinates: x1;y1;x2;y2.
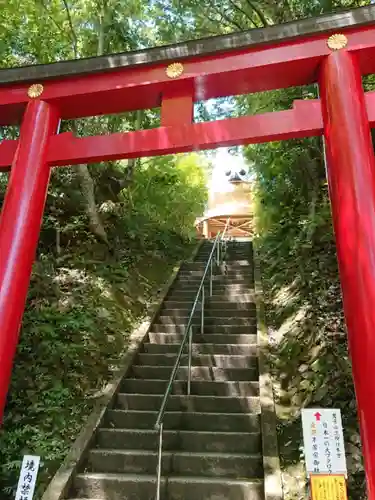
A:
1;4;375;495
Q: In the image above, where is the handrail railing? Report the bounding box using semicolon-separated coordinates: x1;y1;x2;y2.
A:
154;231;224;500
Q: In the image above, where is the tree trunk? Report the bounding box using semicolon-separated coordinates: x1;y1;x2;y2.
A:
76;163;109;244
70;4;109;245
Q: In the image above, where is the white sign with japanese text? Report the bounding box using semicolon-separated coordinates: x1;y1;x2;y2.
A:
15;455;40;500
301;409;347;477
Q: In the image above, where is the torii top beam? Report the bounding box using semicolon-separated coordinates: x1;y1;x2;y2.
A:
0;5;375;126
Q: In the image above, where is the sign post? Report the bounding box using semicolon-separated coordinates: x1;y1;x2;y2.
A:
301;408;347;476
301;409;348;500
15;455;40;500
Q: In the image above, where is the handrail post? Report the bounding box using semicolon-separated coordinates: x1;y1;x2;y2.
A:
156;422;163;500
210;260;213;297
201;286;205;334
217;241;220;266
187;326;193;396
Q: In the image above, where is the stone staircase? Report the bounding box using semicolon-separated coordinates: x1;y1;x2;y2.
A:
66;240;266;500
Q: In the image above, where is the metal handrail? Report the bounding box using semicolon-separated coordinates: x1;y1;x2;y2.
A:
154;231;223;500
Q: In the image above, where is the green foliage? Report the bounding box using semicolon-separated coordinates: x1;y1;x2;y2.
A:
123;154;208;239
0;151;204;497
149;0;372;42
249;133;365;499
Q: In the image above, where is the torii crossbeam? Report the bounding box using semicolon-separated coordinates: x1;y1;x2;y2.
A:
1;5;375;495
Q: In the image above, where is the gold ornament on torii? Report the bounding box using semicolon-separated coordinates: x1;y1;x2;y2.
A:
27;84;44;98
166;62;184;79
327;34;348;51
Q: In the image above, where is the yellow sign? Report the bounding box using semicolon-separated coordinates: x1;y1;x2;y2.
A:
310;475;347;500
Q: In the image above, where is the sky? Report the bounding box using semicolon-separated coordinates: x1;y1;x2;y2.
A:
208;147;249;193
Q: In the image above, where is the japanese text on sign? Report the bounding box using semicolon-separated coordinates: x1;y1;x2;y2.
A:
310;475;348;500
301;409;347;476
15;455;40;500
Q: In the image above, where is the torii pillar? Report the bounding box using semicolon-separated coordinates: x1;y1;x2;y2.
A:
320;44;375;496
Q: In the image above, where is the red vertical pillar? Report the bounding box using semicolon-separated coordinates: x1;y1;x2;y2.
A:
320;50;375;497
0;99;59;420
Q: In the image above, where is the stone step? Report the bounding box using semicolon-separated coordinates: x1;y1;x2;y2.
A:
179;267;252;273
142;342;258;355
171;313;257;322
153;316;257;327
73;472;264;500
147;332;258;344
207;302;256;311
177;275;253;282
209;293;256;302
179;269;250;276
182;260;252;269
176;273;253;289
165;476;264;500
160;308;256;318
86;449;263;478
96;428;261;453
130;365;258;381
105;410;261;432
195;253;251;257
115;394;260;413
167;288;210;295
224;249;252;252
193;259;251;264
198;252;252;256
149;321;257;336
171;279;211;286
192;255;215;259
223;249;251;253
210;284;252;290
170;285;252;294
168;290;255;300
161;300;255;310
120;379;260;396
204;249;250;253
165;291;206;300
161;300;195;308
180;265;250;272
177;274;253;281
136;353;258;368
171;278;252;292
188;260;251;264
223;252;252;255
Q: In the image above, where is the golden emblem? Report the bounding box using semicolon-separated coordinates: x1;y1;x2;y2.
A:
27;83;44;98
166;62;184;79
327;34;348;51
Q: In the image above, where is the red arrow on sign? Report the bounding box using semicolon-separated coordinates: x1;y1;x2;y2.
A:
314;412;322;422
